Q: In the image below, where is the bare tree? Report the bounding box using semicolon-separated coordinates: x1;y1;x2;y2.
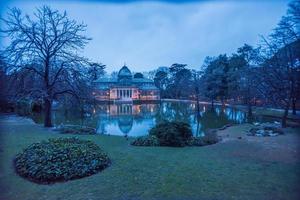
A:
258;0;300;127
1;6;91;127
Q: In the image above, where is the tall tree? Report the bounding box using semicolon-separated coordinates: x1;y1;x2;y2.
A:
168;63;192;99
202;55;230;106
1;6;91;127
259;0;300;127
190;69;202;115
235;44;260;117
154;70;168;98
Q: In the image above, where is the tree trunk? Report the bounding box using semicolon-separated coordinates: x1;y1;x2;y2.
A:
248;104;253;117
282;99;290;128
196;94;200;116
282;106;289;128
247;96;253;117
44;98;52;127
292;97;296;115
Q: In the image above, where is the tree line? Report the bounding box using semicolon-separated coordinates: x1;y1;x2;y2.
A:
0;1;299;128
153;0;300;127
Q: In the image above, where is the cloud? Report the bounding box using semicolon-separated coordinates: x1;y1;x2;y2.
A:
0;0;289;72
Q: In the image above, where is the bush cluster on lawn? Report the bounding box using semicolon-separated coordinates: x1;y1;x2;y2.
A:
54;125;96;135
14;137;110;184
131;121;220;147
130;135;160;146
187;129;219;146
149;121;193;147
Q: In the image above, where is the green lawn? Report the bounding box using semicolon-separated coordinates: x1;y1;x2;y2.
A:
0;115;300;200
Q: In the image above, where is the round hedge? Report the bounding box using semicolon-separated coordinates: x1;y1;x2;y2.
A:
131;135;160;146
149;121;193;147
14;137;110;184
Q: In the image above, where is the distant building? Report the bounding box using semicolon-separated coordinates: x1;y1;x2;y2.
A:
93;65;160;101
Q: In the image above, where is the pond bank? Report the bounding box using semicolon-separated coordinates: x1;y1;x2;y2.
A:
1;114;300;200
162;99;300;125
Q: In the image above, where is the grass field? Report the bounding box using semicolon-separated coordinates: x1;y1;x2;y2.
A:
0;115;300;200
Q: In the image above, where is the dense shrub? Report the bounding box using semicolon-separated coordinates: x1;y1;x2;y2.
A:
15;100;31;116
14;137;110;184
54;125;96;135
187;129;219;146
187;137;206;146
131;135;160;146
131;122;220;147
149;121;193;147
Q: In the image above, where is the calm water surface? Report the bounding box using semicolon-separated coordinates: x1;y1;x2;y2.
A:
31;101;270;137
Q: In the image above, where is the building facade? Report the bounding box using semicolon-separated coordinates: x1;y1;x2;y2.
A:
93;65;160;101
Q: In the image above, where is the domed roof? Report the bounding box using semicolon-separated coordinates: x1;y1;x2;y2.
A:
118;65;132;78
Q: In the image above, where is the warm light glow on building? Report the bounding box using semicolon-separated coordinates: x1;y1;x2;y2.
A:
93;65;160;101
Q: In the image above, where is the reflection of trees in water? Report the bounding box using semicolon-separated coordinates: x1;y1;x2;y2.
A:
48;102;248;136
155;103;247;136
155;102;194;124
198;106;247;133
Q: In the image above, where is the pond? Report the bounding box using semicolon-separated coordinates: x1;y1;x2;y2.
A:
30;101;271;137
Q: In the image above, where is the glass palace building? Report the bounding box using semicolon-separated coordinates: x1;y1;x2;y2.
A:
93;65;160;101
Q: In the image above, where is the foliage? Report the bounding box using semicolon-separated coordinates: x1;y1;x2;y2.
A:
167;63;192;99
132;122;219;147
14;137;110;184
133;72;144;78
131;135;160;146
187;129;220;146
149;121;193;147
154;70;168;96
15;100;32;116
54;125;96;135
201;54;232;104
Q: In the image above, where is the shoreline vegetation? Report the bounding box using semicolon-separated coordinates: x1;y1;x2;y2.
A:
162;99;300;124
0;113;299;200
9;98;300;124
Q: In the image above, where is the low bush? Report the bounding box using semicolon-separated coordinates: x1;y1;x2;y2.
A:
131;121;220;147
186;137;206;146
14;137;110;184
149;121;193;147
131;135;160;146
187;129;219;146
54;125;96;135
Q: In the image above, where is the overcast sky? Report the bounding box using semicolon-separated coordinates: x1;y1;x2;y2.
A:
0;0;290;72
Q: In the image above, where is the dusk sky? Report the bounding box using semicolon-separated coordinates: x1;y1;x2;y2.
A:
0;0;290;73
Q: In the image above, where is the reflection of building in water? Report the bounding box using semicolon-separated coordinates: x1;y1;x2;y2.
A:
96;103;158;136
93;65;160;101
118;115;133;135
